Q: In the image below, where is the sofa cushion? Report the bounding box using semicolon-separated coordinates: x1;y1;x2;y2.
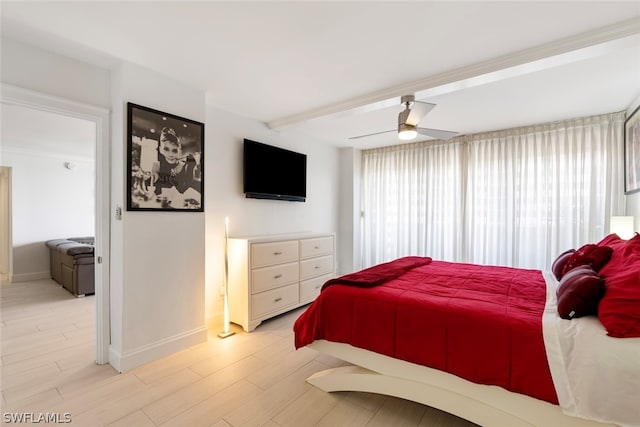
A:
45;239;72;249
68;236;95;245
57;242;94;256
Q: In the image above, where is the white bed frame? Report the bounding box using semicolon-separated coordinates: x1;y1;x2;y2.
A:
306;340;616;427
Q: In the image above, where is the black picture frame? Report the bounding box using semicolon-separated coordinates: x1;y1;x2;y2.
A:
624;104;640;195
126;102;204;211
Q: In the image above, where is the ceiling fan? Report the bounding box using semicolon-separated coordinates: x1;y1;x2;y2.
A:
349;95;458;141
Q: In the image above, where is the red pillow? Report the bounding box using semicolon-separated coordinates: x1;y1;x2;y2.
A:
597;233;626;248
561;244;613;277
598;267;640;337
556;266;605;319
597;238;640;337
598;233;640;278
552;249;575;280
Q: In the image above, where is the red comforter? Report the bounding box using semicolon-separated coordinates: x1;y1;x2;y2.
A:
294;258;558;404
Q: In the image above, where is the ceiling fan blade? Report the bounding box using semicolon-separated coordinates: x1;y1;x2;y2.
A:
416;127;459;140
348;129;396;140
406;101;436;126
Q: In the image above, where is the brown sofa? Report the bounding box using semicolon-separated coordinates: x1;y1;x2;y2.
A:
45;237;95;297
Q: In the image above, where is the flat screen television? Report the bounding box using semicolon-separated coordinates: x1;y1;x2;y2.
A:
243;139;307;202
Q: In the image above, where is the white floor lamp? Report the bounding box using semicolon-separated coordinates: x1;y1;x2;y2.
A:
218;216;235;338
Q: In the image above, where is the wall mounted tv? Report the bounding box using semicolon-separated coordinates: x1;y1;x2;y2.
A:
243;139;307;202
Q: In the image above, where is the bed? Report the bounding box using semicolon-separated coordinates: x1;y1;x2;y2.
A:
293;234;640;427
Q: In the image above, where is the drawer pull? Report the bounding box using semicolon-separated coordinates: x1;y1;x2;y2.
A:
314;245;320;249
274;274;283;279
274;297;283;303
315;285;320;289
273;251;282;255
315;265;321;269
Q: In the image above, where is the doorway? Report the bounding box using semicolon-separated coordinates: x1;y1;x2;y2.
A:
1;84;110;364
0;166;11;284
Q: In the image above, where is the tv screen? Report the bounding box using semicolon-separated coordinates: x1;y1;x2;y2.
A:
243;139;307;202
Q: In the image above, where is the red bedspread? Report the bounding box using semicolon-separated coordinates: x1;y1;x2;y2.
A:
294;259;558;404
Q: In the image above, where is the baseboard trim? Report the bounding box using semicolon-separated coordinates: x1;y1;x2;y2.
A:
109;325;207;372
11;271;50;282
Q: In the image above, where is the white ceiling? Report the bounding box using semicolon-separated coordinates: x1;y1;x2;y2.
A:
1;1;639;149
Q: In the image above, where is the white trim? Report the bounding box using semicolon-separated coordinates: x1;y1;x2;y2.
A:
108;326;207;373
306;340;615;427
2;146;94;162
11;271;50;282
1;83;111;365
268;17;640;129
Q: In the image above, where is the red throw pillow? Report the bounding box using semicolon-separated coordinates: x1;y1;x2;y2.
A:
556;265;595;295
598;233;640;278
556;266;605;319
561;244;613;278
597;233;626;248
598;267;640;337
552;249;575;280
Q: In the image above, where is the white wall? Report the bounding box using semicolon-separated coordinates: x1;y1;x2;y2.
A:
1;38;110;108
203;106;340;326
1;149;94;281
109;63;207;371
1;35;343;370
338;147;361;274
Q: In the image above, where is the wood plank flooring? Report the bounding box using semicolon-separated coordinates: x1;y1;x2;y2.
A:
1;279;476;426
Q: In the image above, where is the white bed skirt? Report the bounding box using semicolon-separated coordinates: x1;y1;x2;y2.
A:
306;340;616;427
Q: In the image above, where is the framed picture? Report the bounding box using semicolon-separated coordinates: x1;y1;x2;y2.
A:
624;104;640;195
127;103;204;211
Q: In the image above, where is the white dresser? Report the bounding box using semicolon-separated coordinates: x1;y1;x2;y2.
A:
227;232;335;332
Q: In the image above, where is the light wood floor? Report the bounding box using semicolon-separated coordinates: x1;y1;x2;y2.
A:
1;279;476;426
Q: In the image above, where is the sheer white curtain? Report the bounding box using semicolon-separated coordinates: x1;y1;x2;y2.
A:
464;112;625;268
361;140;464;266
361;112;625;269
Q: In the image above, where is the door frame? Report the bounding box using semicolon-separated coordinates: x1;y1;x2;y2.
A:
1;83;111;364
0;166;12;284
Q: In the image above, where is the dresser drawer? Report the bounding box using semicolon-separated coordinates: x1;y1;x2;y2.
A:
251;262;299;294
251;240;298;268
300;273;332;303
251;283;299;318
300;236;333;259
300;255;334;280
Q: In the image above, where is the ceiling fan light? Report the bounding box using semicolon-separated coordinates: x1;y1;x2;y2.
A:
398;123;417;140
398;129;417;140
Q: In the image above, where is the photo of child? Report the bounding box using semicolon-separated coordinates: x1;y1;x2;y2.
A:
127;103;204;211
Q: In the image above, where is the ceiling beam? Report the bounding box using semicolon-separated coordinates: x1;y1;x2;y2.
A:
267;17;640;130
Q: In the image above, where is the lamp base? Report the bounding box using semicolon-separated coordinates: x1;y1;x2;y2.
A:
217;330;236;339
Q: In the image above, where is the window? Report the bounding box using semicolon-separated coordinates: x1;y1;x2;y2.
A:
361;112;625;269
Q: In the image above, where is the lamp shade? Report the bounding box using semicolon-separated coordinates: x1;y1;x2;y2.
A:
610;216;634;240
